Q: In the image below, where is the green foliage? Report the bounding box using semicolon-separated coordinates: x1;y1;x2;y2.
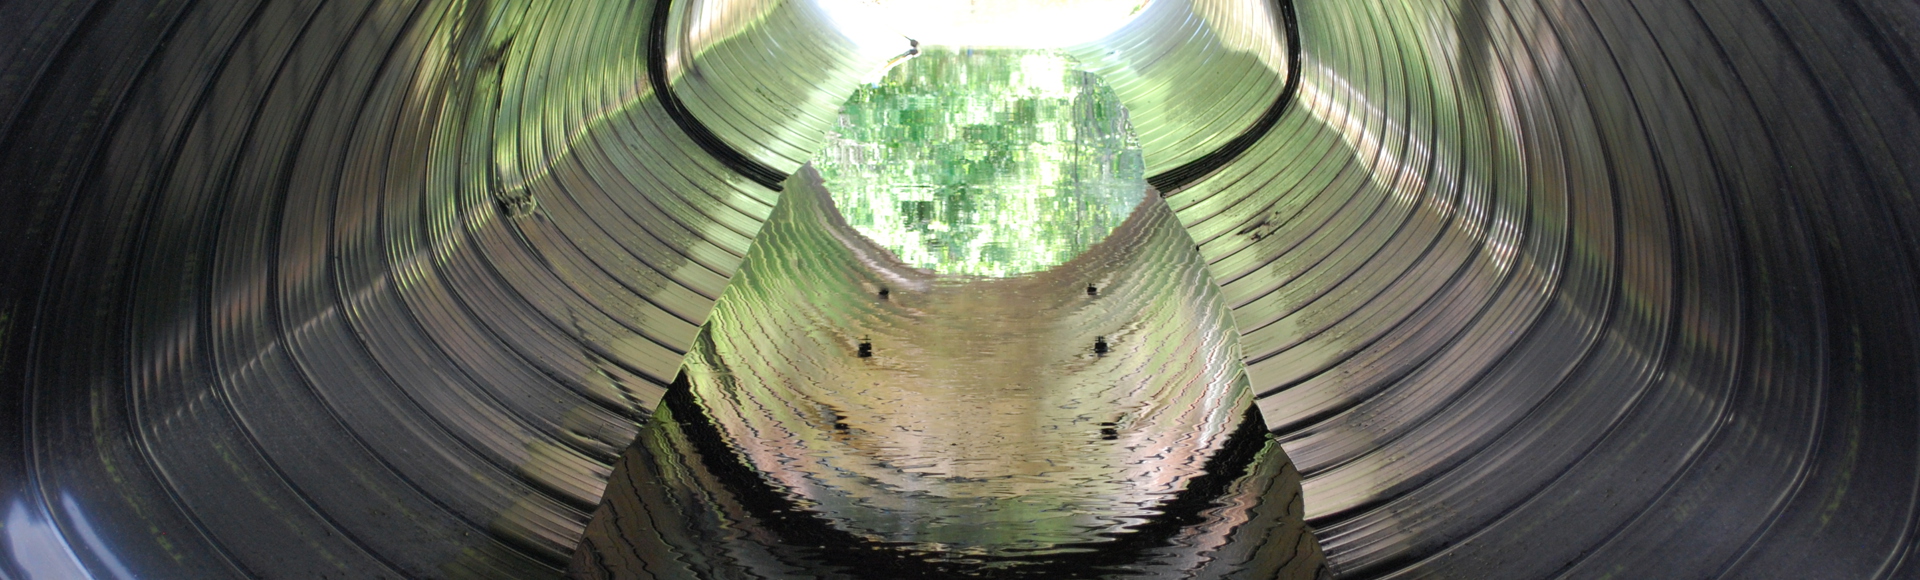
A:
814;48;1146;277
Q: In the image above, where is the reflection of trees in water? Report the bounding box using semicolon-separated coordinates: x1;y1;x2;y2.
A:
815;48;1146;276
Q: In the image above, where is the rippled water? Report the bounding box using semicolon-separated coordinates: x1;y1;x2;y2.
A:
571;172;1326;579
571;49;1323;579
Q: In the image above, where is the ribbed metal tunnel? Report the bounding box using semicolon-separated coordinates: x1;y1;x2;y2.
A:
2;0;1917;578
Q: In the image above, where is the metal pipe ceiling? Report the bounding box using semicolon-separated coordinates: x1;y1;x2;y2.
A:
1;0;1917;578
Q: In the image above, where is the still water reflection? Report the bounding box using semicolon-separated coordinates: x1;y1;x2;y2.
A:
570;49;1323;579
814;49;1145;277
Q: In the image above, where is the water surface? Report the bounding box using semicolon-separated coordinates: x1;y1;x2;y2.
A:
570;171;1326;578
570;49;1324;579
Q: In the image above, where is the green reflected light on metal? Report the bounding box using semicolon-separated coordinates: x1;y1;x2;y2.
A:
812;48;1145;277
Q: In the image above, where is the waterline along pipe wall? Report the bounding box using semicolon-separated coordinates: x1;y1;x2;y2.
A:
2;0;1917;578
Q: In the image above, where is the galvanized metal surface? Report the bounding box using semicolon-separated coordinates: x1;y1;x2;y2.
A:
1;0;1917;577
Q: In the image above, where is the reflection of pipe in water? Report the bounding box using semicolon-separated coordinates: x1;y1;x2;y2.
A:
571;169;1328;578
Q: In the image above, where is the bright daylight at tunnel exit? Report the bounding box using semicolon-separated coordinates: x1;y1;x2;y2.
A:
3;0;1918;578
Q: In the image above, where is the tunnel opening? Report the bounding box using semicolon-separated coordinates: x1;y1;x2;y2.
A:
813;47;1148;276
1;0;1917;578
